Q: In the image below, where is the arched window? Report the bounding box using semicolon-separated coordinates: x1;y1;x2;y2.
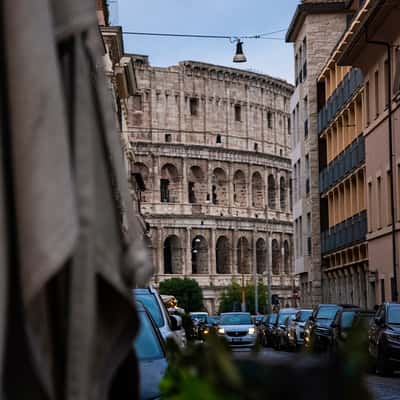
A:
268;175;276;209
192;235;208;274
272;239;280;275
160;164;180;203
216;236;231;274
237;237;250;274
164;235;182;274
212;168;228;206
233;170;247;207
252;172;264;208
256;238;266;274
280;176;286;211
267;111;273;129
284;240;290;274
132;162;151;202
188;166;205;204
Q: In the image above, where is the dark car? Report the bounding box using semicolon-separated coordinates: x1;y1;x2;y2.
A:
134;301;168;400
368;302;400;375
260;313;278;347
198;315;220;339
271;308;298;350
329;309;375;354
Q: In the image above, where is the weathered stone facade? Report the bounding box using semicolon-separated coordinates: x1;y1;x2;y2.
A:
128;56;295;312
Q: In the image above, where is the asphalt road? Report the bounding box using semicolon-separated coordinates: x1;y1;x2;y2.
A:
232;347;400;400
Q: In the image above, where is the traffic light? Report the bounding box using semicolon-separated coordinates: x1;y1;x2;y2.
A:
271;294;280;305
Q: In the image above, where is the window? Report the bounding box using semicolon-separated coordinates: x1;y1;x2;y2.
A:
234;104;241;122
374;70;380;117
254;143;259;151
132;94;143;111
288;117;291;135
307;212;311;256
387;171;392;226
216;134;222;144
165;133;172;142
365;81;370;125
394;48;400;94
190;97;199;116
381;279;385;303
368;182;373;232
133;313;164;360
267;111;273;129
377;176;382;229
384;59;390;108
188;181;196;204
160;179;170;202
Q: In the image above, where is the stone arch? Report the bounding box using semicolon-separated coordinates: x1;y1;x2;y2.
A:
256;238;267;274
212;168;228;206
188;165;206;204
237;237;250;274
192;235;208;274
164;235;182;274
252;171;265;208
160;163;180;203
272;239;280;275
280;176;286;211
283;240;291;274
132;162;151;202
233;170;247;207
216;236;231;274
268;174;276;209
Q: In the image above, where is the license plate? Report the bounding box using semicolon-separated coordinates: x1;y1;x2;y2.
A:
232;338;242;343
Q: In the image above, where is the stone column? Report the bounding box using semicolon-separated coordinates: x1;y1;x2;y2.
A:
185;227;192;276
232;230;238;274
182;158;188;204
210;229;216;275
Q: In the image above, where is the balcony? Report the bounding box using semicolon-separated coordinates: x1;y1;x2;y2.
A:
321;210;367;254
317;68;363;135
319;134;365;193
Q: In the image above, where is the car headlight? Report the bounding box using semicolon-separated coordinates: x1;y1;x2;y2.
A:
203;329;209;335
248;327;255;335
218;327;225;334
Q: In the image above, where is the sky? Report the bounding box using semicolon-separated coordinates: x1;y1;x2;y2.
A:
114;0;299;84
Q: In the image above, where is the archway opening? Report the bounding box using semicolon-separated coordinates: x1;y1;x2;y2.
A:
216;236;231;274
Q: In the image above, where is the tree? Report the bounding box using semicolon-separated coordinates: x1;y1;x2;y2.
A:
159;278;204;312
219;279;268;315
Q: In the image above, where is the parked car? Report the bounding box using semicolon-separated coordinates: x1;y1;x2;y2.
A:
271;308;298;350
305;304;359;351
329;308;375;354
368;302;400;375
260;313;278;347
287;309;313;349
217;312;257;348
134;301;168;400
133;287;186;348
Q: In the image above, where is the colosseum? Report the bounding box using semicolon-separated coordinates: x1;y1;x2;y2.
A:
128;55;296;312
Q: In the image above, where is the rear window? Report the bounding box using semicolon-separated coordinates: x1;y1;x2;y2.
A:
278;313;295;325
388;305;400;324
316;307;338;320
134;311;164;360
340;311;356;328
135;294;163;327
219;314;252;325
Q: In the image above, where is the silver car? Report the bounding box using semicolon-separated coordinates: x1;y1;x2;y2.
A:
217;312;257;348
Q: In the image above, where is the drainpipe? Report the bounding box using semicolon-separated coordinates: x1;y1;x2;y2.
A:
365;23;398;302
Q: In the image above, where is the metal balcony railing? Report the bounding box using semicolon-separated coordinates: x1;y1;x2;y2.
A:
321;210;367;254
317;68;363;135
319;134;365;193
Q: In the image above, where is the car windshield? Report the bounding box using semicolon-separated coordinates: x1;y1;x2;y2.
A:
297;310;312;322
207;316;219;324
341;311;356;328
133;311;164;360
316;307;338;320
219;314;252;325
135;294;163;327
388;305;400;324
278;313;295;325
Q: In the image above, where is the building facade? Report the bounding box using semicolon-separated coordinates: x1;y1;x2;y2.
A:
128;57;295;312
338;0;400;304
286;0;352;307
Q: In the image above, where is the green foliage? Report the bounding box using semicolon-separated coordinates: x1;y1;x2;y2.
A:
218;280;268;314
159;278;204;312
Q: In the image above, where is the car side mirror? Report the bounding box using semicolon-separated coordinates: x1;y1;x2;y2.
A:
170;315;182;331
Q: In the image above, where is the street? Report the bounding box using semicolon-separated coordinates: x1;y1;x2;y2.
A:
232;348;400;400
